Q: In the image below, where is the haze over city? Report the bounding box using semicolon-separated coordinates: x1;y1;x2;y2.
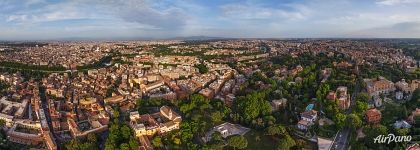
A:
1;0;420;40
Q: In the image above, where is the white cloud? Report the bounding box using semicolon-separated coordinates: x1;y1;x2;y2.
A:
220;3;308;20
376;0;420;5
3;0;420;39
4;1;99;24
102;0;189;29
6;15;28;22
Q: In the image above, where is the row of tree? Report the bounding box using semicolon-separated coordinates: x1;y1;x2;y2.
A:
0;61;66;71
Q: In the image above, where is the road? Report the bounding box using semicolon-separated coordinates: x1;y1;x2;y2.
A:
39;85;54;130
330;79;361;150
331;128;351;150
38;84;61;144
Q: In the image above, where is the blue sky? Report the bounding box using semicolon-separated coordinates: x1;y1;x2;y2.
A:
1;0;420;40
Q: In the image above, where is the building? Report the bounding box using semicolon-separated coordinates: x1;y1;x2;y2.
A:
395;79;411;93
396;91;404;100
6;121;44;146
366;108;381;124
202;122;250;143
406;143;420;150
0;113;14;127
67;111;109;138
130;106;182;137
130;113;160;136
407;108;420;124
0;96;29;119
138;135;153;150
141;80;165;93
371;96;383;108
271;98;287;111
364;77;395;97
104;95;125;105
79;97;104;112
336;86;350;110
393;120;412;129
298;109;318;130
410;79;420;92
199;88;214;99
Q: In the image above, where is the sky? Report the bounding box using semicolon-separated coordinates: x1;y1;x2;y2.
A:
1;0;420;40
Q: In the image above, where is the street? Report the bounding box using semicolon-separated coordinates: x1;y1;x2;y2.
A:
330;128;350;150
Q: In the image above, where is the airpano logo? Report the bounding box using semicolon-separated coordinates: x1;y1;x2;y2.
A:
374;134;412;144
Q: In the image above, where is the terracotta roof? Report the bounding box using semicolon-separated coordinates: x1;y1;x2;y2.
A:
301;110;317;119
366;108;381;118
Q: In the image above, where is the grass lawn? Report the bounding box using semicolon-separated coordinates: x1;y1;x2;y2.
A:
244;130;278;150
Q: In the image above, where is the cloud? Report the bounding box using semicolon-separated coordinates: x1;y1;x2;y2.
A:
376;0;420;5
220;3;308;20
4;0;190;30
6;11;91;23
2;0;420;39
95;0;189;29
349;22;420;38
6;15;28;22
4;1;98;24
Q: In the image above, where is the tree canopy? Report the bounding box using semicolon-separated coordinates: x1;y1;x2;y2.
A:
234;92;272;123
227;135;248;150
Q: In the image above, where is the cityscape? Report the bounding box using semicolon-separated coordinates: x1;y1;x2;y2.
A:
1;1;420;150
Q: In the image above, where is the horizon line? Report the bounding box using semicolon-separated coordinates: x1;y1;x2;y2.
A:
2;36;420;42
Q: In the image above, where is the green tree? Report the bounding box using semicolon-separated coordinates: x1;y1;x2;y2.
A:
211;132;224;142
80;143;98;150
87;133;97;143
334;113;347;129
113;109;120;123
129;138;139;150
356;92;370;102
0;119;5;127
65;139;81;150
264;116;277;126
277;135;296;150
235;92;272;123
104;140;116;150
325;101;339;118
395;128;409;136
411;88;420;101
210;111;224;123
121;125;132;140
401;105;408;118
364;125;388;148
206;142;225;150
295;139;307;150
355;101;368;115
152;137;163;148
194;64;209;74
265;125;287;136
346;114;362;129
207;132;226;150
227;135;248;150
316;83;330;102
120;143;130;150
